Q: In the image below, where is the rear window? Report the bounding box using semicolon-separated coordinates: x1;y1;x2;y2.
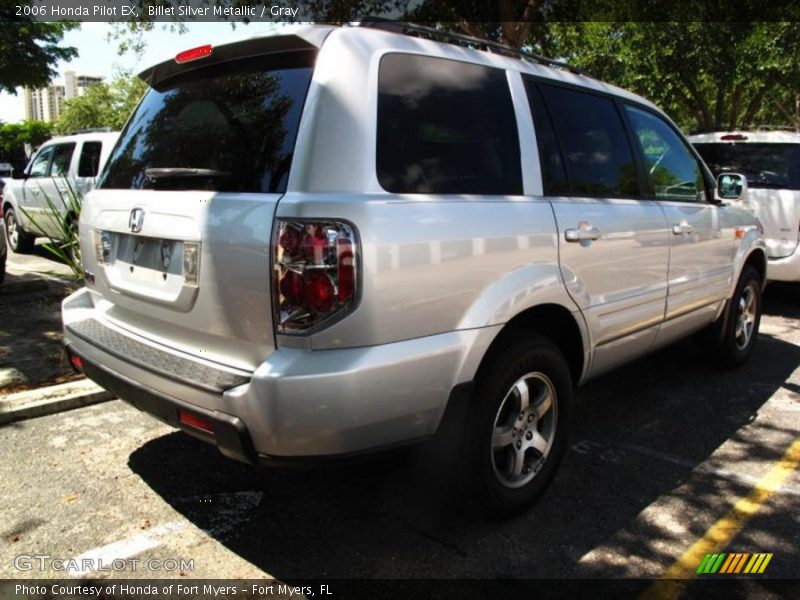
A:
377;54;522;195
693;143;800;191
99;52;315;193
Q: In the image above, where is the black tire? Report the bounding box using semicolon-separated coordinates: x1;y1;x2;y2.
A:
462;334;574;519
4;207;35;254
717;265;762;368
0;252;5;285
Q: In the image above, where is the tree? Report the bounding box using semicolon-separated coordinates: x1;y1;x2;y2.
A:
548;21;800;133
0;120;53;170
55;73;148;134
0;4;78;94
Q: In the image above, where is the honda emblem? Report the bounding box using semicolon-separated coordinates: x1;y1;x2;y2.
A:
129;208;145;233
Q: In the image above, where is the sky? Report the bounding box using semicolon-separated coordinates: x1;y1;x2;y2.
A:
0;21;281;123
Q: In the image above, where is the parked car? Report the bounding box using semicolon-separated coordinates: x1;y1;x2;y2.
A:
0;161;12;203
62;23;766;517
0;210;6;285
2;130;120;253
690;131;800;283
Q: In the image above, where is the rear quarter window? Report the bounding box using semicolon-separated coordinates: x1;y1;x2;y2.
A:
377;54;522;195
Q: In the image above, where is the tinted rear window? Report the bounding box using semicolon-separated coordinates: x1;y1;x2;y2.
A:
693;143;800;191
99;52;315;193
377;54;522;195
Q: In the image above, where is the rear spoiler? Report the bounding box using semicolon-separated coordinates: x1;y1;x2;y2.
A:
138;25;335;88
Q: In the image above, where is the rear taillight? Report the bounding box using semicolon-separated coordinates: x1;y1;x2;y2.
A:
273;220;359;334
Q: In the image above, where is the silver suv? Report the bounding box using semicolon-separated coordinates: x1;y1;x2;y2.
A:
62;23;766;516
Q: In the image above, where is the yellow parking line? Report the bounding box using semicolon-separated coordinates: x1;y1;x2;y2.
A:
641;437;800;600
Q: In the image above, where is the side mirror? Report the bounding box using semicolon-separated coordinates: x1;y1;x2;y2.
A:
717;173;747;201
12;170;27;180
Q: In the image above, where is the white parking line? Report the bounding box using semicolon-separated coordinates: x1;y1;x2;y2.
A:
68;521;186;577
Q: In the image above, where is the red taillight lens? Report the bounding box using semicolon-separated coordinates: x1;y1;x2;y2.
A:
175;45;213;64
279;269;304;303
274;220;359;333
337;238;354;302
302;226;329;263
304;270;336;313
70;354;84;372
178;411;214;434
279;225;303;259
720;134;748;141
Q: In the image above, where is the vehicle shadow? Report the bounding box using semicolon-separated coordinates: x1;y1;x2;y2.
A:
128;295;800;581
762;282;799;319
31;240;70;267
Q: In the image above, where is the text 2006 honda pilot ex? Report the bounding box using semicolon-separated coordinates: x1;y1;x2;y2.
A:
63;23;767;516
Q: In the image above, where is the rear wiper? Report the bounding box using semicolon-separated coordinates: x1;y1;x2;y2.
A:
144;168;231;179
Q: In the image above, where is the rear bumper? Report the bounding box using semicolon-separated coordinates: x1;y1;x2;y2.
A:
63;287;494;461
66;343;257;464
767;247;800;282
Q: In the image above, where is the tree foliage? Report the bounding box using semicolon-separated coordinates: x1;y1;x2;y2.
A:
549;22;800;133
105;1;800;133
0;120;54;168
54;73;148;134
0;4;78;94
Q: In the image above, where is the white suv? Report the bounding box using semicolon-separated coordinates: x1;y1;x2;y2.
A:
3;130;119;253
690;131;800;282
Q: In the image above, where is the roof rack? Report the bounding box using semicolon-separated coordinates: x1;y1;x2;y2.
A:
357;17;591;78
65;127;113;135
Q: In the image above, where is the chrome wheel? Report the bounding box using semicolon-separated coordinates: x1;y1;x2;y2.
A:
6;211;18;249
734;283;757;350
491;371;557;489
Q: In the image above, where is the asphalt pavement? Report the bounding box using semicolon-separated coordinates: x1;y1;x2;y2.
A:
0;284;798;592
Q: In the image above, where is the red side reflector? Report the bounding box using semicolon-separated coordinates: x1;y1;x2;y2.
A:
70;354;84;371
175;45;213;64
720;134;748;141
178;411;214;434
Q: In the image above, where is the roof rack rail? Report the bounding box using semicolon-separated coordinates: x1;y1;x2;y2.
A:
65;127;113;135
357;17;591;78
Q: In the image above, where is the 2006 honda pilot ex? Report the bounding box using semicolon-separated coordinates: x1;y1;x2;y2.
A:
63;22;767;516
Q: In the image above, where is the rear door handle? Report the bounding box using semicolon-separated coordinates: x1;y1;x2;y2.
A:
565;227;602;242
672;222;694;235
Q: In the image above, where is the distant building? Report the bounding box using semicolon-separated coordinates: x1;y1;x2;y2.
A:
23;71;104;122
23;85;65;122
64;71;103;100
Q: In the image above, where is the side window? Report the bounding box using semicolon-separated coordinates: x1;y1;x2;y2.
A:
78;141;103;177
28;146;55;178
523;79;569;195
538;84;640;197
624;106;706;202
377;54;522;195
49;143;76;177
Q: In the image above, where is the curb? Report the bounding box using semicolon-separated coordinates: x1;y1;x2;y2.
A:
0;379;115;425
